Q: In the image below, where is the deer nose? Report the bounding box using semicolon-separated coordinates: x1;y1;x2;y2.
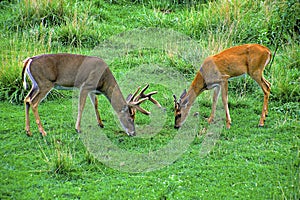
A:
174;125;180;129
127;131;136;136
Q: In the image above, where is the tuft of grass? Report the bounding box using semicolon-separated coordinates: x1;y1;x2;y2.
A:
37;133;80;175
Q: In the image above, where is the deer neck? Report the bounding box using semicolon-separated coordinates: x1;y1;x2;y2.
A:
179;71;206;115
99;70;128;114
187;71;206;100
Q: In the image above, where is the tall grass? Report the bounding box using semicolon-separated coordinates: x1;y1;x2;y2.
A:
0;0;299;104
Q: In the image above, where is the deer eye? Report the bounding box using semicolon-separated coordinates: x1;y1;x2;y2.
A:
121;105;129;113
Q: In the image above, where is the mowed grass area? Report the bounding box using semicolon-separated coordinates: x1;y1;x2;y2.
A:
0;0;299;199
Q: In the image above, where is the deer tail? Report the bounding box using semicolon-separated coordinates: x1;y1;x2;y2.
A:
22;58;32;90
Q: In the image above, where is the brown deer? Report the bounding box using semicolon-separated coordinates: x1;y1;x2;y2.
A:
173;44;271;129
22;53;161;136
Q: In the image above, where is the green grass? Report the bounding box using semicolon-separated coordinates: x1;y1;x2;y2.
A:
0;96;299;199
0;0;299;199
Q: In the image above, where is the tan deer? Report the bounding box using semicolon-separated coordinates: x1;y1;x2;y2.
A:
22;53;161;136
173;44;271;129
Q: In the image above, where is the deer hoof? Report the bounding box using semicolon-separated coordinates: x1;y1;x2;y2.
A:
226;122;231;129
174;125;181;129
127;131;136;137
26;131;32;137
207;117;214;124
258;120;265;127
98;123;104;128
40;131;47;137
76;129;82;133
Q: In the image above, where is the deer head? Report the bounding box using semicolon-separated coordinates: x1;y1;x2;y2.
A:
173;89;189;129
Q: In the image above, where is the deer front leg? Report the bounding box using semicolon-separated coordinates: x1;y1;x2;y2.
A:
76;89;89;133
221;81;231;129
89;93;104;128
208;85;220;124
24;100;32;136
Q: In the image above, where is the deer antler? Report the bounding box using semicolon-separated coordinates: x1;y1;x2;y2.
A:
126;84;161;116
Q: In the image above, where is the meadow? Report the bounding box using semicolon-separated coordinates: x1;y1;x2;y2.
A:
0;0;299;199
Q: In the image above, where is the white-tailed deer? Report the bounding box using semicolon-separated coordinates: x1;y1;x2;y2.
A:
173;44;271;129
22;53;161;136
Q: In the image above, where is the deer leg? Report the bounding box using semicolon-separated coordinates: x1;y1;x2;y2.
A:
24;85;40;136
221;80;231;129
89;93;104;128
262;77;271;117
254;76;271;127
31;102;46;136
30;86;52;136
24;101;31;136
208;85;220;124
76;89;89;133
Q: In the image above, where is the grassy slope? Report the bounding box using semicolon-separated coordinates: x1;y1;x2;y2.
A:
0;0;299;199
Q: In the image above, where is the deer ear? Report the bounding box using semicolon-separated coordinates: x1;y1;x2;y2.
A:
180;89;187;99
126;94;133;102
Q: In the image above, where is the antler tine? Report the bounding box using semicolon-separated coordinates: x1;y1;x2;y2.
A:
127;84;162;116
132;84;148;101
128;97;151;115
131;97;149;105
126;86;141;103
137;84;162;108
131;86;141;101
140;84;150;95
148;92;161;108
173;94;177;102
134;103;151;115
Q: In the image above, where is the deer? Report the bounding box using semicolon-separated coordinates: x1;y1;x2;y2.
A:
173;44;271;129
22;53;161;137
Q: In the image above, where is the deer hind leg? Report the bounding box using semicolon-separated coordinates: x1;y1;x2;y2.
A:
24;86;39;136
262;77;271;117
28;84;53;136
253;75;271;127
221;80;231;129
208;85;220;124
89;93;104;128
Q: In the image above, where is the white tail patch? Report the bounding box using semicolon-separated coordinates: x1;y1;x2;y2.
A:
265;51;271;67
23;58;36;90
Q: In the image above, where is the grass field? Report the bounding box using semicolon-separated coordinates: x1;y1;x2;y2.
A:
0;0;299;199
0;97;299;199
